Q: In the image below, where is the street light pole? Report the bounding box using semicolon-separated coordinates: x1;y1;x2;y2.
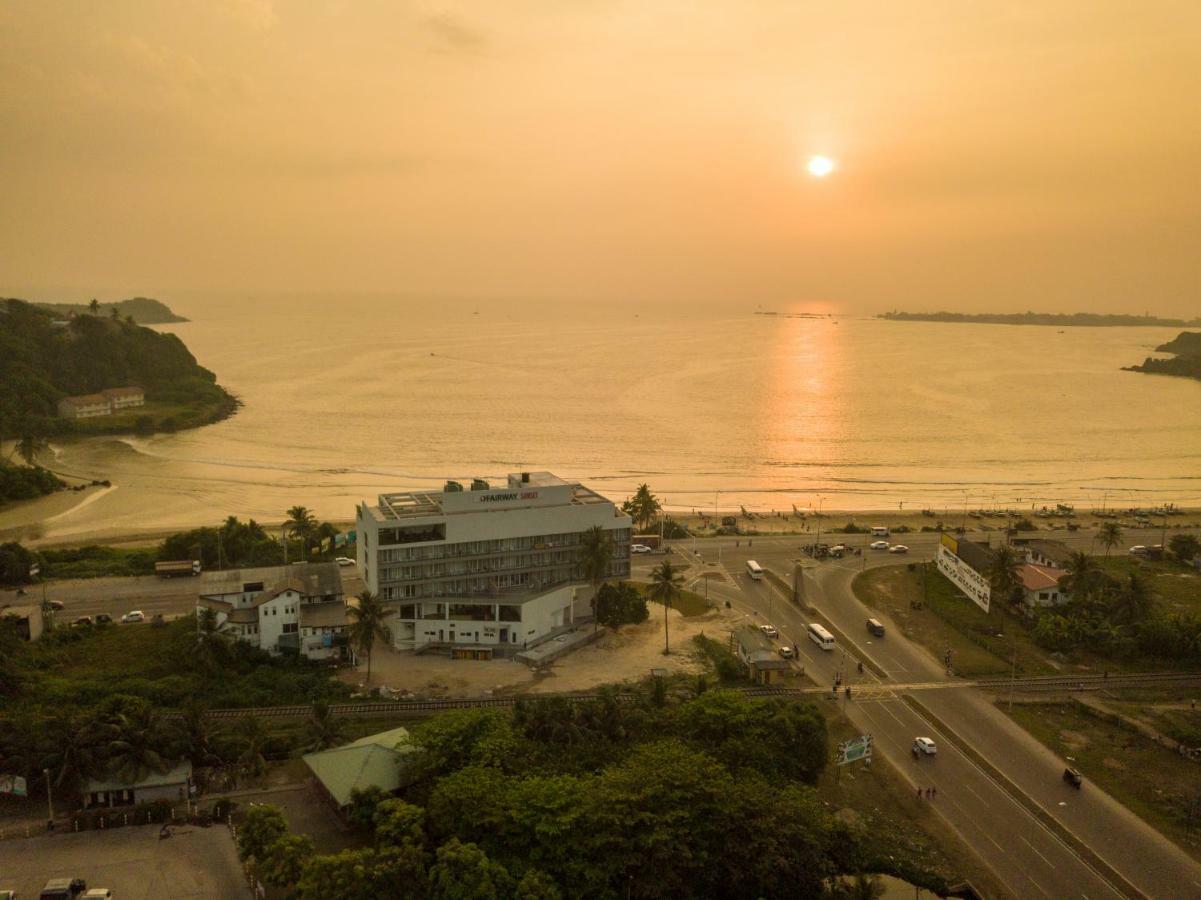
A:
44;767;53;828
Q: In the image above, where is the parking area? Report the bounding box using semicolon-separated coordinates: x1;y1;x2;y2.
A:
0;822;247;898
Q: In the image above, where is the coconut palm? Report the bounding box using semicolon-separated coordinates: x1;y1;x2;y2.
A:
178;701;221;769
987;544;1022;606
1098;522;1123;558
105;704;171;783
578;525;615;630
1110;573;1153;625
648;560;682;654
284;505;318;558
628;484;662;532
1062;551;1101;601
194;606;230;671
233;715;268;780
41;711;109;792
305;701;346;751
347;589;395;685
13;433;48;466
88;298;100;315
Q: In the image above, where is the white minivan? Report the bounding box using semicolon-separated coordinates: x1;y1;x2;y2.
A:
870;526;889;537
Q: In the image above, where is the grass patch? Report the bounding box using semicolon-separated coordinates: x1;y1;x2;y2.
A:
814;705;1007;898
853;563;1056;677
1003;699;1201;859
1097;556;1201;618
38;544;158;579
632;582;713;617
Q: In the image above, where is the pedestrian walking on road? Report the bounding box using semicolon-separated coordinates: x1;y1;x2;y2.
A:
925;788;932;799
917;787;922;800
932;786;937;798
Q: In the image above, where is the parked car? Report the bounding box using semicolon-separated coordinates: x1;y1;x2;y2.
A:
913;736;937;756
888;544;909;554
829;544;847;553
95;613;112;625
120;610;146;624
630;544;653;554
48;600;65;611
1128;545;1148;556
71;616;93;627
870;540;890;550
335;556;355;566
83;891;113;900
760;624;778;639
39;879;87;900
778;645;795;659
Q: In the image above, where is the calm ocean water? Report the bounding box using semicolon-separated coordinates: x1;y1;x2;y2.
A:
36;295;1201;537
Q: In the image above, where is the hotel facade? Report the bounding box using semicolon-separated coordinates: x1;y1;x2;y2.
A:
356;471;632;654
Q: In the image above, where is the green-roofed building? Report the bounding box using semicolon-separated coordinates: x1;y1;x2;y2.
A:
303;726;417;817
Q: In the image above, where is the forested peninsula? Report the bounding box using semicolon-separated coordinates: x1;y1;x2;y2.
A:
0;298;237;441
28;296;188;324
1124;331;1201;382
878;311;1201;327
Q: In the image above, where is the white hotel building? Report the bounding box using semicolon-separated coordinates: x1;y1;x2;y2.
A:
356;472;632;655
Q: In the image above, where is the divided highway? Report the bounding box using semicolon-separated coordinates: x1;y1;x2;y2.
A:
655;531;1201;899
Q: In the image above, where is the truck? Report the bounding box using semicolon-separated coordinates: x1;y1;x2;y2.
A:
155;559;201;578
40;879;87;900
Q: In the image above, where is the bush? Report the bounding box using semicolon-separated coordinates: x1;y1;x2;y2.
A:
593;582;649;629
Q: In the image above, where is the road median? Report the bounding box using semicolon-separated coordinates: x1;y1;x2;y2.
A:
901;692;1146;900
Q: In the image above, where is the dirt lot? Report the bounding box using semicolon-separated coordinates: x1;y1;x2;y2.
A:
343;605;736;698
0;820;246;898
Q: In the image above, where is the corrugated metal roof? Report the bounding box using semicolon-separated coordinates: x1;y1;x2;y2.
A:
302;727;415;808
84;760;192;793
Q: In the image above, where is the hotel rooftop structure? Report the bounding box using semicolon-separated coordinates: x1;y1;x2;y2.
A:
356;471;632;655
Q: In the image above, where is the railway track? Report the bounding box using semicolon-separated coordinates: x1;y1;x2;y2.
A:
171;671;1200;720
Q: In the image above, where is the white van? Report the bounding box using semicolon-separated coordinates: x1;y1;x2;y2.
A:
870;526;889;537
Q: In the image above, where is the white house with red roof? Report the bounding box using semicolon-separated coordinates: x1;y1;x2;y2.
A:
1017;563;1071;609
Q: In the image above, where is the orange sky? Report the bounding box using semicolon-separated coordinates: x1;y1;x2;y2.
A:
2;2;1199;314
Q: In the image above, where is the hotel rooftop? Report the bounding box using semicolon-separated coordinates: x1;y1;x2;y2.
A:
365;471;614;522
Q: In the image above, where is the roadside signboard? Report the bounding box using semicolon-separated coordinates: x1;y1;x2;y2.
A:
0;775;27;797
837;734;873;766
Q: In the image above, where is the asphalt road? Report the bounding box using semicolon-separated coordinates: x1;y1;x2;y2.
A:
659;529;1201;900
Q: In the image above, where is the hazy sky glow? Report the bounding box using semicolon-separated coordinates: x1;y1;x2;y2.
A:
3;1;1200;313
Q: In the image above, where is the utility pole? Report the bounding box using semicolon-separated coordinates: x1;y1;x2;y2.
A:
1009;645;1017;710
44;768;53;829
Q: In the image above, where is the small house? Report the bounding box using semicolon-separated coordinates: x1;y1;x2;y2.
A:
733;626;790;685
303;727;417;819
1017;563;1071;609
82;760;192;808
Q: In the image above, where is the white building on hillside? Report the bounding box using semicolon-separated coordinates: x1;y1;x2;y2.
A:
356;471;632;656
197;562;349;661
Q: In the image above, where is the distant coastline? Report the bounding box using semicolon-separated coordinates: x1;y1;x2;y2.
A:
28;296;189;324
1123;331;1201;382
877;311;1201;327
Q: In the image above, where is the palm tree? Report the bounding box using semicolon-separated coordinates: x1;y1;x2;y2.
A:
346;589;395;686
1098;522;1123;558
194;606;229;671
14;433;48;467
109;306;120;320
1062;551;1100;601
179;701;220;769
305;701;346;751
1110;573;1153;625
648;560;682;655
284;505;318;558
987;545;1022;606
41;711;108;792
578;525;614;630
628;484;662;532
105;704;171;783
233;715;268;780
88;298;100;315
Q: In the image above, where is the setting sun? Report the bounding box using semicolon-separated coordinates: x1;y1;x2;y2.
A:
807;155;836;177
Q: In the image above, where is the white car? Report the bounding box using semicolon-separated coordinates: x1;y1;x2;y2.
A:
335;556;355;566
870;540;890;550
630;544;653;554
888;544;909;554
829;544;847;553
913;736;937;756
760;624;778;639
778;645;795;659
1128;545;1147;556
121;610;146;624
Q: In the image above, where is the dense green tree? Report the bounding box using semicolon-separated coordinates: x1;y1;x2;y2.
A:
1169;533;1201;562
285;505;319;557
408;709;520;782
88;298;100;315
232;715;269;780
297;845;427;900
374;798;425;847
648;560;682;653
236;804;289;862
514;869;562;900
593;582;650;629
259;833;315;889
427;838;514;900
0;542;38;585
1110;573;1153;625
347;589;394;686
1062;551;1105;601
347;786;387;831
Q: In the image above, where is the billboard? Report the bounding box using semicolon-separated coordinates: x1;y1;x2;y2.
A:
0;774;28;797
